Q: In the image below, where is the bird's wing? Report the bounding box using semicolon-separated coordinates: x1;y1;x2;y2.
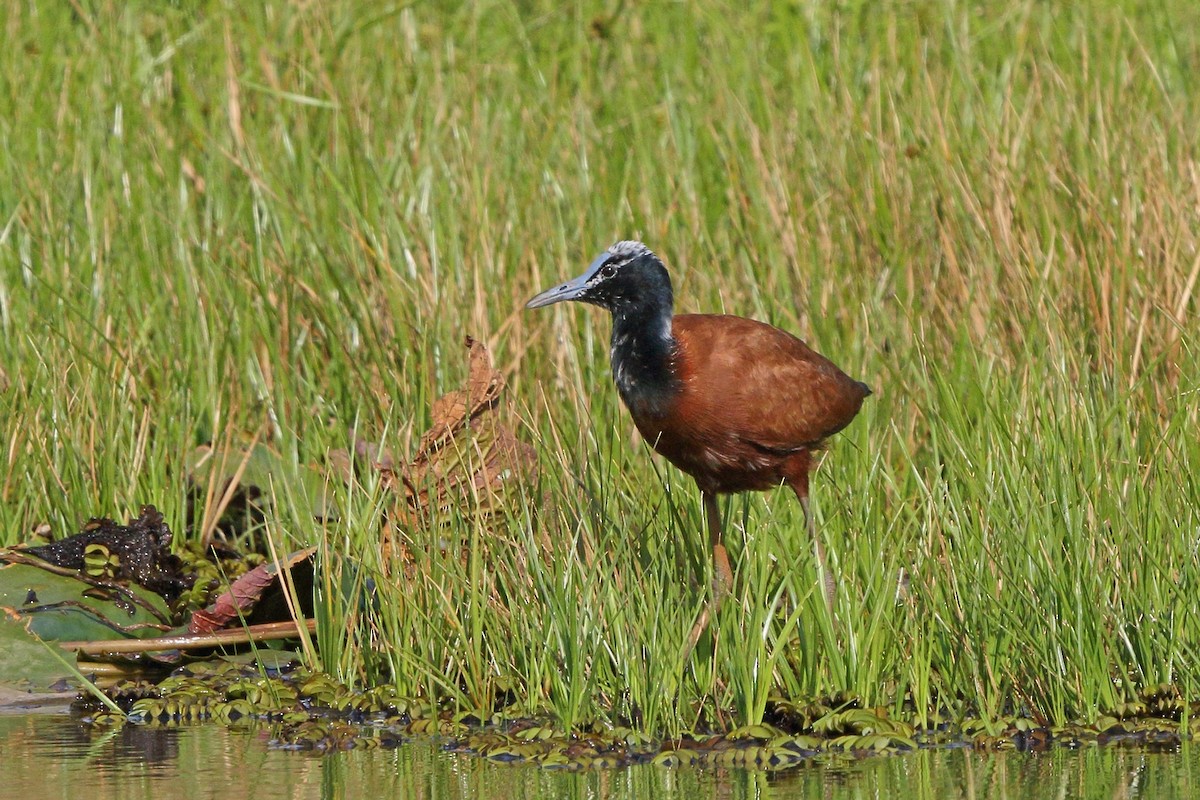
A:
672;314;868;451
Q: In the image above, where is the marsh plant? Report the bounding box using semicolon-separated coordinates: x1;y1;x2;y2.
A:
1;2;1197;737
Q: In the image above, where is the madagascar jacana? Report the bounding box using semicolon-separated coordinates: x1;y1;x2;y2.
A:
527;241;870;629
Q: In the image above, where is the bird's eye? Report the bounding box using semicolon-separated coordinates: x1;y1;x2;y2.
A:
600;264;617;279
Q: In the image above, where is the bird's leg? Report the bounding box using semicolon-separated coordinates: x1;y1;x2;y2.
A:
685;491;730;655
787;462;835;614
705;490;734;596
799;491;837;614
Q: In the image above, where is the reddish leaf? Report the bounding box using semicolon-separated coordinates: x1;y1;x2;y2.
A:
188;548;316;634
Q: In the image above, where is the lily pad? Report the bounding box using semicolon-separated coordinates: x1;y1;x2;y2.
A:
188;441;338;550
0;560;174;690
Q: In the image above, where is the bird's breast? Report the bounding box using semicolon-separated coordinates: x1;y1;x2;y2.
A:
609;321;680;419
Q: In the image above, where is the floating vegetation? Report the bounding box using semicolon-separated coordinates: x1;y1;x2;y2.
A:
70;663;1200;768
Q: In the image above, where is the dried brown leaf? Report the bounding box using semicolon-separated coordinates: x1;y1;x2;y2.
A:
384;336;538;563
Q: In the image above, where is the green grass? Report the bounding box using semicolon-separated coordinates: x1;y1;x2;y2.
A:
2;1;1198;737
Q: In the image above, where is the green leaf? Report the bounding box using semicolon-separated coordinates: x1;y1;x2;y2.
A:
0;617;76;693
0;562;172;641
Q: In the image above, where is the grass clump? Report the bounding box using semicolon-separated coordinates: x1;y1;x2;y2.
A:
2;1;1198;739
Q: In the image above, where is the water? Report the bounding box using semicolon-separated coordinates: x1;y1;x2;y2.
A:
0;713;1197;799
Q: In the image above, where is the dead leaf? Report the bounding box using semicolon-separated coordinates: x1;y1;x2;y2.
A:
383;336;538;565
188;548;316;634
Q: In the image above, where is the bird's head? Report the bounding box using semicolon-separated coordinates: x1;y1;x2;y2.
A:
526;240;673;315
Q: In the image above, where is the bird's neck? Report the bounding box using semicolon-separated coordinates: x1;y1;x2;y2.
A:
609;304;679;417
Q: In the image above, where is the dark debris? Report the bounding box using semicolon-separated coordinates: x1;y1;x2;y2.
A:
17;505;193;600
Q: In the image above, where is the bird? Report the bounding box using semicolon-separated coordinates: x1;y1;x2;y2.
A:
526;240;870;640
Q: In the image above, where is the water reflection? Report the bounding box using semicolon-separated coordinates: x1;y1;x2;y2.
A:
32;715;186;772
0;714;1196;799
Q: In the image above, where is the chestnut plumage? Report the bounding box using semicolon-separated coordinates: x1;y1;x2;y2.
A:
527;240;869;627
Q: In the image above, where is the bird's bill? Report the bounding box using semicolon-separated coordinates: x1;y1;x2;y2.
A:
525;277;588;309
526;252;612;309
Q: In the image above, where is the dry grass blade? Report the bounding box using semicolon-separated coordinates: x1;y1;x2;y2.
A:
61;619;319;656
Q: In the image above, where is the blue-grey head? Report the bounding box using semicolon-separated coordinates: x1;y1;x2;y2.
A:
526;240;674;316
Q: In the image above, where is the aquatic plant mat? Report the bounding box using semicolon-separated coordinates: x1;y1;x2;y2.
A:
3;0;1199;759
68;660;1199;770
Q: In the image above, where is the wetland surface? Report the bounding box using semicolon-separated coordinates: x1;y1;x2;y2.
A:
1;713;1195;800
